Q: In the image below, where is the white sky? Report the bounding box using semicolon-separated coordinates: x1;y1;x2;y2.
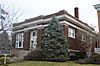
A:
0;0;100;31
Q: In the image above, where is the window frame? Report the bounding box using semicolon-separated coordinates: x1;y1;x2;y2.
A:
68;28;75;38
30;31;37;49
81;35;86;41
16;33;24;48
90;37;92;44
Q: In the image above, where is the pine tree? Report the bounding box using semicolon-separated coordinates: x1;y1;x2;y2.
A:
43;16;68;61
0;30;12;54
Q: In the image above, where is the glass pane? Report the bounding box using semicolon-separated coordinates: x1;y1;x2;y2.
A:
33;32;35;36
19;40;22;47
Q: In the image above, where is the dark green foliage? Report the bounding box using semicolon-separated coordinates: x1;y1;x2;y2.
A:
0;30;12;54
43;16;68;61
0;57;10;64
24;48;43;61
76;52;86;60
92;53;100;62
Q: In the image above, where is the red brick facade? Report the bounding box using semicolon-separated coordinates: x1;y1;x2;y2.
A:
37;29;44;48
23;31;30;50
12;9;97;56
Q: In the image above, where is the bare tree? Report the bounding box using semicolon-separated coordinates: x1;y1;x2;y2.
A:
89;24;97;32
0;0;23;55
0;0;23;31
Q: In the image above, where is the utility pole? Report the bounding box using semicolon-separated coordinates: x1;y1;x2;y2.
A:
0;4;2;30
0;4;4;31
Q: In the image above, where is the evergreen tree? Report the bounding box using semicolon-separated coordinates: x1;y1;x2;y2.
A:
43;16;68;61
0;30;12;54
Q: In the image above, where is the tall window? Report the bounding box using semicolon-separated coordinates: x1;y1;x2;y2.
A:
30;31;37;49
90;37;92;44
81;35;86;41
16;33;24;48
68;28;75;38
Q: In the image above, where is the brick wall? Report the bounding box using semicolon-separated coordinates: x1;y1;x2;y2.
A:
12;26;96;53
37;29;44;48
68;38;77;50
63;25;68;38
12;33;16;49
23;31;30;50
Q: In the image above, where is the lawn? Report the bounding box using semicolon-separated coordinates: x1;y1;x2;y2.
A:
6;61;100;66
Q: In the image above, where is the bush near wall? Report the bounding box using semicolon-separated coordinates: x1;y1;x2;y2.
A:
69;52;86;60
10;49;19;57
76;53;100;64
91;53;100;64
44;57;67;62
24;48;43;61
0;56;10;64
76;52;86;60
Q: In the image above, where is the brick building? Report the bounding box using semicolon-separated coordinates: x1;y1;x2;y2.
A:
12;7;98;59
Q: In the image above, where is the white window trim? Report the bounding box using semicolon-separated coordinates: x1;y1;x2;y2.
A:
16;33;24;48
81;35;85;41
68;28;75;38
90;37;92;44
30;31;37;49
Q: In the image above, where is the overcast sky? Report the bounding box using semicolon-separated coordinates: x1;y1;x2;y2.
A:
0;0;100;31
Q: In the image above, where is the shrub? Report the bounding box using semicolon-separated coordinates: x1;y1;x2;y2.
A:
10;49;19;57
43;55;68;62
44;57;67;62
92;53;100;61
0;55;10;58
76;57;93;64
0;57;10;64
76;59;85;64
76;52;86;60
76;53;100;64
91;53;100;64
24;48;43;61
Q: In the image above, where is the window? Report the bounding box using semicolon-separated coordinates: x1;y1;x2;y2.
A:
33;32;35;36
90;37;92;44
81;35;85;41
16;33;24;48
31;31;37;37
68;28;75;38
30;31;37;49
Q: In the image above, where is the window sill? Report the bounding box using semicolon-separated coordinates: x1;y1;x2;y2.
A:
15;47;23;48
68;36;75;39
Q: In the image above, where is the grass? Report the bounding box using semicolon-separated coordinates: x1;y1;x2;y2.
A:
3;61;100;66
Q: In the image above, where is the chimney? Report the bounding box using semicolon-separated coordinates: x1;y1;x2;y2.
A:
74;7;79;19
